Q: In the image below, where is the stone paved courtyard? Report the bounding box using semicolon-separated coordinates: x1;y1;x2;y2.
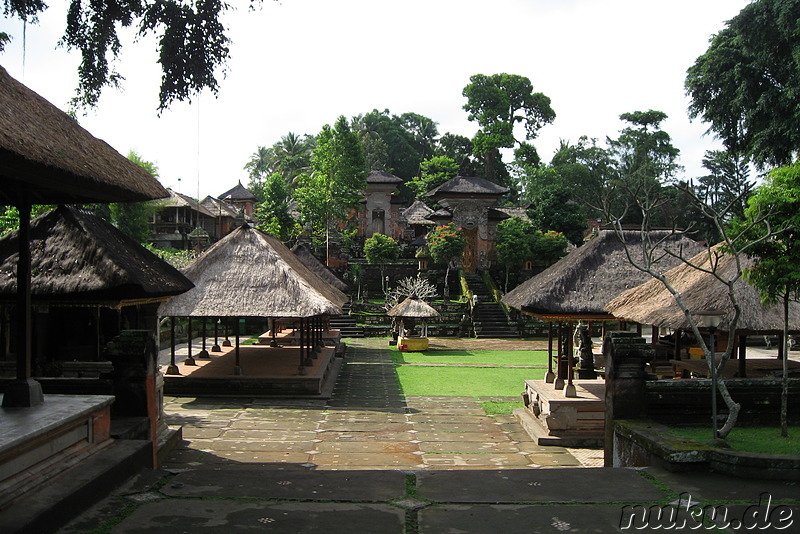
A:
163;338;601;470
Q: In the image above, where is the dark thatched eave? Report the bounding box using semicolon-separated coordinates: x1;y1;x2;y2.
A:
367;170;403;184
219;181;257;201
502;230;705;318
401;200;436;226
158;226;346;318
427;176;509;199
158;190;215;217
292;244;353;293
605;245;800;333
387;296;440;318
0;206;194;304
0;66;168;205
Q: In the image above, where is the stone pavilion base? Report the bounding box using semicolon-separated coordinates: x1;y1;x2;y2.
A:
163;345;340;398
516;379;605;448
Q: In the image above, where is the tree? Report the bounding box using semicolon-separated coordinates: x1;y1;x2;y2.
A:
435;133;480;176
254;173;296;243
364;233;400;292
686;0;800;168
4;0;239;110
462;73;555;182
739;162;800;438
696;150;754;223
294;116;367;263
406;156;459;203
526;183;586;246
427;223;466;300
244;146;274;202
110;150;159;243
496;217;533;292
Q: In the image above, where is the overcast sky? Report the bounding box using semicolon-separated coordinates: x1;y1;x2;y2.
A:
3;0;751;200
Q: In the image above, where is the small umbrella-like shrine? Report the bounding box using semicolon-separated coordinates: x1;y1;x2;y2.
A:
388;296;440;352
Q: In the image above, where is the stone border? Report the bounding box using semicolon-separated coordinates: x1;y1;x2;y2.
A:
614;420;800;481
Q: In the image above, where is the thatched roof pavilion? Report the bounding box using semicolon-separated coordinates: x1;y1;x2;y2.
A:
605;246;800;334
502;230;705;321
401;200;436;226
387;296;440;318
1;66;168;407
158;226;346;318
292;244;353;293
0;206;193;304
0;66;168;205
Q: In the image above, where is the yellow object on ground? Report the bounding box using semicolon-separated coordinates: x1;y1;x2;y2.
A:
688;347;705;359
398;336;429;352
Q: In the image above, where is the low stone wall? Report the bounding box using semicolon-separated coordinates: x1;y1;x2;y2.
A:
613;420;800;481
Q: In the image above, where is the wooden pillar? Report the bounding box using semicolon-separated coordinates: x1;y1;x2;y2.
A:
222;318;232;347
651;325;659;347
565;322;576;397
233;317;242;375
185;317;196;366
673;329;682;360
166;317;180;375
738;334;747;378
2;202;44;407
212;318;221;352
298;318;307;375
545;322;555;383
198;318;209;358
554;322;565;389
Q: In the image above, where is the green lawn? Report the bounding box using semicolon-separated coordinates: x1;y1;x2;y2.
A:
395;365;544;397
666;426;800;455
392;349;548;367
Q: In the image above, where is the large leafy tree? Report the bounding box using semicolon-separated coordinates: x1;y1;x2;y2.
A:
406;156;459;203
254;172;296;243
294;116;367;262
495;216;533;292
427;223;466;300
110;150;159;243
525;183;586;246
435;133;480;176
3;0;238;110
363;233;400;292
686;0;800;168
739;162;800;438
462;73;555;184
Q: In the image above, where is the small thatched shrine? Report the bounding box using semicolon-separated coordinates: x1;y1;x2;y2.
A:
388;296;440;351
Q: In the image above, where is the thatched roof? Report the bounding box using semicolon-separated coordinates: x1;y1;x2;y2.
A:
219;181;257;201
157;190;215;217
494;206;530;221
200;196;239;218
0;66;168;205
158;226;346;318
401;200;436;226
0;206;193;304
427;176;509;198
605;245;800;333
367;170;403;184
502;230;705;320
387;296;440;318
292;244;353;293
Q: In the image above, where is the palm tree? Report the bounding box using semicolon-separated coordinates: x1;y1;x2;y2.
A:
273;132;314;184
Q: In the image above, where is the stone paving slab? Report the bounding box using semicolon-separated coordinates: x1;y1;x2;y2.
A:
414;431;512;443
417;468;667;503
162;467;408;500
315;441;420;454
406;414;494;424
114;500;406;534
189;440;313;453
221;429;318;440
318;421;413;432
312;453;422;467
643;467;800;501
410;422;505;433
421;453;532;467
210;450;312;463
228;420;320;430
315;430;417;442
419;441;522;453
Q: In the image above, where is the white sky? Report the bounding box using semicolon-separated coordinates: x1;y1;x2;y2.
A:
2;0;751;200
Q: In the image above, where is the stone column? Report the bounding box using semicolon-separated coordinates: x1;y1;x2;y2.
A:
603;331;654;467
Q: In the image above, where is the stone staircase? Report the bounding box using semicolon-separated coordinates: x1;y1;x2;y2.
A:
329;303;365;338
464;273;518;338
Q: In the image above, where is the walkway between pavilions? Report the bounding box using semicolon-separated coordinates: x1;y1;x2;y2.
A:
160;338;591;469
56;338;799;533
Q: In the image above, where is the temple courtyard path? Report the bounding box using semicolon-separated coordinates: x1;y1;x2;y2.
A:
161;337;600;470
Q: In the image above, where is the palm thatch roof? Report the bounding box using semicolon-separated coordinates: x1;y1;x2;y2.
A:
502;230;705;320
0;206;193;304
427;176;509;198
157;190;215;217
367;170;403;184
605;245;800;333
219;181;257;201
401;200;436;226
0;66;168;205
158;226;346;318
200;196;239;218
292;244;353;293
387;296;440;318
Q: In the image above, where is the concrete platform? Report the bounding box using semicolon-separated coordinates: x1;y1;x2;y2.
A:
162;345;340;397
518;379;605;447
